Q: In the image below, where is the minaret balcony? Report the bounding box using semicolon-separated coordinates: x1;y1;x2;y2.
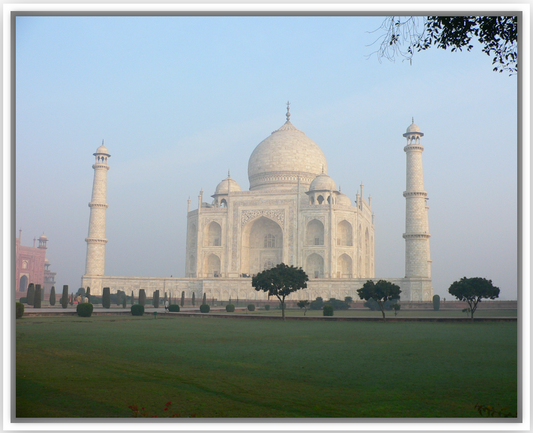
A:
403;233;431;239
403;191;427;198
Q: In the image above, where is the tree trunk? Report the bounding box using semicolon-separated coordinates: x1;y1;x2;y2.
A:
281;297;285;320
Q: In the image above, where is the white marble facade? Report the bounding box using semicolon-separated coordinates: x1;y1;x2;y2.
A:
82;107;433;301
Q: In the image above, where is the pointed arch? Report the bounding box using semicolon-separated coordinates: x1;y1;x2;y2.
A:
241;216;283;276
205;254;221;277
337;220;353;246
337;254;352;278
204;221;222;246
306;253;324;279
306;219;324;246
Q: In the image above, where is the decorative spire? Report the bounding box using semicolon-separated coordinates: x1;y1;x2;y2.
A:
102;139;105;145
286;101;291;122
412;117;414;124
228;170;231;178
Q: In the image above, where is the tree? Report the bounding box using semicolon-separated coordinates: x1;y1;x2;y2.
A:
252;263;309;320
61;285;69;309
357;280;401;322
27;283;35;306
371;16;517;74
297;300;310;316
34;285;42;308
192;292;195;306
49;286;56;306
139;289;146;306
153;290;160;308
448;277;500;321
102;287;111;309
180;291;185;307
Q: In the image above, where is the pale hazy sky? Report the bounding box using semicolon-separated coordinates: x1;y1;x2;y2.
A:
13;13;519;300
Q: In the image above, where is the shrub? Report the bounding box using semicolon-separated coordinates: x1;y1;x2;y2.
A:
310;297;324;310
76;303;94;317
169;304;180;312
27;284;35;306
323;304;334;316
192;292;195;306
131;290;134;305
433;294;440;311
123;296;127;308
325;298;350;310
61;285;69;309
364;298;398;311
247;304;255;311
16;302;24;319
49;286;56;306
19;297;27;304
102;287;111;309
202;293;207;305
33;285;42;308
153;290;160;308
139;289;146;306
200;304;210;313
180;291;185;307
131;304;145;316
226;304;235;312
264;304;270;311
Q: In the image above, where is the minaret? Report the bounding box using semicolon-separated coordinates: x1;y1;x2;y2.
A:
403;119;431;279
84;141;110;276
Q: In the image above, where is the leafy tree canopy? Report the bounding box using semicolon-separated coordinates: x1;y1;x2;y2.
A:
357;280;401;321
448;277;500;320
371;16;517;74
252;263;308;320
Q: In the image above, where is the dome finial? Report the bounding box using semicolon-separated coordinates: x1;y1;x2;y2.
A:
228;169;231;178
412;117;414;124
286;101;291;122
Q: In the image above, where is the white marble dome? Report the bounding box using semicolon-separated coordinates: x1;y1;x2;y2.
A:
214;175;242;195
248;119;327;191
309;173;337;192
336;192;352;206
94;142;110;156
406;120;421;134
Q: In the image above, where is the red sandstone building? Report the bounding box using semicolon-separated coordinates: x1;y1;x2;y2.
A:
15;231;56;300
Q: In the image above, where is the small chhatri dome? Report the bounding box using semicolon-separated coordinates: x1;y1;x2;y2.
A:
309;173;337;192
248;104;328;191
94;139;110;156
406;118;421;133
214;174;242;195
39;233;48;241
336;192;352;207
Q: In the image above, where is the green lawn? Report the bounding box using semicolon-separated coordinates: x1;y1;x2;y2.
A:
16;315;517;419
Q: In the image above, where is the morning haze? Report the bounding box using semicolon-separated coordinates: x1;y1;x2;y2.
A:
14;15;518;300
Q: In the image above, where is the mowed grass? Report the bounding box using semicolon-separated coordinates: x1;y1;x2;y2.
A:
16;315;517;418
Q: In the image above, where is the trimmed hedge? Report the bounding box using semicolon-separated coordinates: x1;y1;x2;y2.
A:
61;285;69;309
153;290;160;308
33;285;42;308
169;304;180;312
226;304;235;312
49;286;56;306
16;302;24;319
264;304;270;311
323;305;334;316
139;289;146;306
200;304;210;313
27;284;35;306
76;303;94;317
247;304;255;311
131;304;145;316
102;287;111;309
433;294;440;311
19;297;27;304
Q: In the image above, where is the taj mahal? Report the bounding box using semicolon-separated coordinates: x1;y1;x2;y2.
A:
81;104;433;302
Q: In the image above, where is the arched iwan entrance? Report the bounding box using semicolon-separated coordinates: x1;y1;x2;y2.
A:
241;216;283;276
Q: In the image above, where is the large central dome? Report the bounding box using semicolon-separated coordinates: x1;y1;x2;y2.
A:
248;113;328;191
